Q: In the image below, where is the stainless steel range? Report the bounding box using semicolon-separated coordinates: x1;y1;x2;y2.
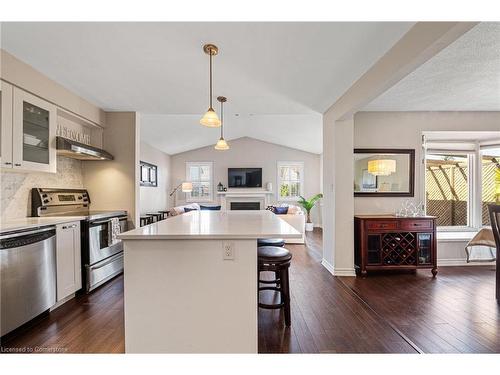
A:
32;188;128;292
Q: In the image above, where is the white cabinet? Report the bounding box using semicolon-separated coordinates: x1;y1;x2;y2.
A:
1;84;57;173
56;221;82;301
0;81;13;167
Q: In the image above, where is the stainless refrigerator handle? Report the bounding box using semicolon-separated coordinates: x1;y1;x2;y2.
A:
89;253;123;270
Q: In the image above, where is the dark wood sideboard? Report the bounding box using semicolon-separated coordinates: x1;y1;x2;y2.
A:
354;215;437;277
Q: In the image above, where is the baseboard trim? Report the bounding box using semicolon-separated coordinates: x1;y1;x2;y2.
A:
438;258;496;266
321;259;356;277
321;259;335;274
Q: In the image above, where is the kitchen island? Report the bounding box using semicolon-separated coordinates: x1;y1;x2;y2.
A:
119;209;301;353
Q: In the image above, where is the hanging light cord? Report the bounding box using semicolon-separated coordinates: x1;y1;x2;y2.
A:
209;52;213;109
220;100;224;137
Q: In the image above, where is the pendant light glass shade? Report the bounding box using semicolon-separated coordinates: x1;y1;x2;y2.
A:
214;95;229;150
200;107;221;127
214;137;229;150
368;159;396;176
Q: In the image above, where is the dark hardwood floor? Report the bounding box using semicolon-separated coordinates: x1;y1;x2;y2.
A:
1;228;498;353
340;265;500;353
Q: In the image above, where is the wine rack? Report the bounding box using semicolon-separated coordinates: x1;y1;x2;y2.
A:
354;215;437;277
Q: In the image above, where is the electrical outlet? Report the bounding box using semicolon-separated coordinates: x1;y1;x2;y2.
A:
223;241;235;260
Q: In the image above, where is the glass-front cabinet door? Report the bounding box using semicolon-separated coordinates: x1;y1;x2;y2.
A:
0;81;14;168
417;233;433;265
12;88;56;173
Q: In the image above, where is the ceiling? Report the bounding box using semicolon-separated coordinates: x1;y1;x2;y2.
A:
1;22;414;154
363;22;500;111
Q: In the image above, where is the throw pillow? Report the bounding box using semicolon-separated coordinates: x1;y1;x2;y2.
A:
274;206;289;215
184;207;198;213
200;205;222;211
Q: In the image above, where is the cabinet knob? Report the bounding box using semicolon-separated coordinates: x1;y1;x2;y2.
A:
4;162;12;165
14;163;21;166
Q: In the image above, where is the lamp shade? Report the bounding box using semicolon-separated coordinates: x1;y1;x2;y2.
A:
214;137;229;150
200;108;221;127
181;182;193;192
368;159;396;176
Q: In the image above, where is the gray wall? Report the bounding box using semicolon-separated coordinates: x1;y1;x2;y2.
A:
353;111;500;265
140;142;172;214
170;137;322;225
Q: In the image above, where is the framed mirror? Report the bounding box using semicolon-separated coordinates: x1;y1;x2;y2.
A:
354;149;415;197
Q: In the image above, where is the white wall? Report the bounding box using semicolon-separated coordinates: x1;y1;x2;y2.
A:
170;137;322;224
139;142;171;214
354;111;500;264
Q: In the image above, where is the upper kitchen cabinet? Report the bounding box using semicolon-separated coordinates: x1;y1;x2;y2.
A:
0;81;14;168
11;87;57;173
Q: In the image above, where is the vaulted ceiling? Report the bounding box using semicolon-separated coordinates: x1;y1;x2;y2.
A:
1;22;414;154
363;22;500;111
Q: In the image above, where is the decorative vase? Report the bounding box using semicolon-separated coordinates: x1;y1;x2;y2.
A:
305;222;314;231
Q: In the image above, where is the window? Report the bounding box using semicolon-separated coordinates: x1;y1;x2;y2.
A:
425;153;470;228
481;148;500;225
186;162;213;202
277;161;304;201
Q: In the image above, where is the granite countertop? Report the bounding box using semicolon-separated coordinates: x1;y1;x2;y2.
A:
120;210;301;240
0;216;86;234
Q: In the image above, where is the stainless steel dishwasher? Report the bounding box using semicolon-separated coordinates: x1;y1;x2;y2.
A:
0;226;57;336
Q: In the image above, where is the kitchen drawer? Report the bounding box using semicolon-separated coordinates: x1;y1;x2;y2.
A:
400;220;433;231
366;221;398;231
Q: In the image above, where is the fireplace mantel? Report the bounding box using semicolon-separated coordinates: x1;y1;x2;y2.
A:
217;189;274;210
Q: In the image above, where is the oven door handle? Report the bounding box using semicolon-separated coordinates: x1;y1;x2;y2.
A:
89;253;123;270
89;219;112;226
89;217;127;226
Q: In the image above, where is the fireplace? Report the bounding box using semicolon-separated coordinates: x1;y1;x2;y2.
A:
230;202;261;210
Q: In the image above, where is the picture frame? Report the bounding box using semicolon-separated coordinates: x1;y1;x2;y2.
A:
140;161;158;187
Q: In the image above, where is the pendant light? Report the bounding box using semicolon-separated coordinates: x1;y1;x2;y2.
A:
214;96;229;150
368;159;397;176
200;44;221;127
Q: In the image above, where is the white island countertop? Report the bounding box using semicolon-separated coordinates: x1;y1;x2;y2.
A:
120;210;301;240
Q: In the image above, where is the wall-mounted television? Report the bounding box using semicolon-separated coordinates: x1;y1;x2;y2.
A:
228;168;262;188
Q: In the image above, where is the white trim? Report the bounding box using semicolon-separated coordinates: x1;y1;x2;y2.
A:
185;161;214;203
321;259;356;277
438;258;495;266
321;259;335;275
332;267;357;277
276;161;304;201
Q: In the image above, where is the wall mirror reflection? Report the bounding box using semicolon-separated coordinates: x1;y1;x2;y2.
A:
354;148;415;197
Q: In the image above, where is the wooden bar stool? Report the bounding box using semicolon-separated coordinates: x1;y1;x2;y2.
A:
158;210;170;220
140;216;152;227
257;238;285;247
258;246;292;326
146;213;162;223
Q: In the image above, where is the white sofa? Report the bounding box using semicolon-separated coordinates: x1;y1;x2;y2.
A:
168;202;305;244
272;204;306;244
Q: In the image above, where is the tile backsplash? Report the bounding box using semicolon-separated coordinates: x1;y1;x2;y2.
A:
0;156;84;220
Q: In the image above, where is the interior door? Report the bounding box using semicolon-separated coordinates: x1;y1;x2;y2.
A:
12;88;56;173
0;81;13;168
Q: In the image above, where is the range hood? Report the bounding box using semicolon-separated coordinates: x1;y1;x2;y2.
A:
56;136;114;161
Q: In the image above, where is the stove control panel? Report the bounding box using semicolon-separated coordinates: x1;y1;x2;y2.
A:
31;188;91;217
